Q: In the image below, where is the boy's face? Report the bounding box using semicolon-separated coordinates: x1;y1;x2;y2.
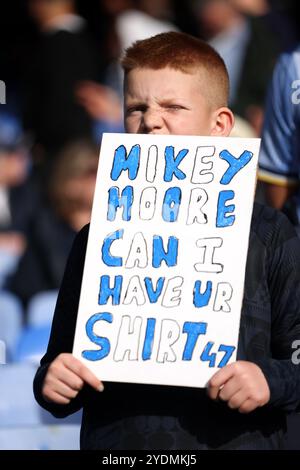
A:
124;67;218;136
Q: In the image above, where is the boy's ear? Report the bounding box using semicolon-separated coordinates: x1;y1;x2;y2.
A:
210;107;234;137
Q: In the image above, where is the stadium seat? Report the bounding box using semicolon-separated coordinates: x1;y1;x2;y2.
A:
39;407;82;425
14;324;51;365
27;290;58;328
0;363;40;426
0;290;23;362
0;363;81;449
0;425;80;450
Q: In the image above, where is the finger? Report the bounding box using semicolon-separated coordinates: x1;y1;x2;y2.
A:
218;377;242;402
208;364;236;400
78;365;104;392
75;80;95;91
88;83;108;93
76;94;95;107
75;89;99;103
207;382;221;401
209;363;236;390
238;398;257;414
43;388;72;405
52;366;84;392
76;83;106;99
227;389;249;410
63;356;104;392
85;103;105;120
46;377;80;400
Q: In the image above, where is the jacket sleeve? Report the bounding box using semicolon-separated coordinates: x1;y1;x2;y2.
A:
33;224;89;418
256;212;300;412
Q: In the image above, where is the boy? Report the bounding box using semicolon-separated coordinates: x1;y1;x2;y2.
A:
34;32;300;450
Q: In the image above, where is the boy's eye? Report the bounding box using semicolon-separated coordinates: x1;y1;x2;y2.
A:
126;105;146;115
167;105;184;111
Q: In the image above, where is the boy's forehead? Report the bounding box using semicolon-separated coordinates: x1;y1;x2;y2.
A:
124;65;225;110
124;66;203;95
125;66;202;80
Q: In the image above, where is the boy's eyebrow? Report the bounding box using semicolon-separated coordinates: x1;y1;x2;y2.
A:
159;99;190;108
124;100;147;109
124;97;144;104
125;97;190;108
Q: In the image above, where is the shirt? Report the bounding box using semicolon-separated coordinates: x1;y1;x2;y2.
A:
259;46;300;224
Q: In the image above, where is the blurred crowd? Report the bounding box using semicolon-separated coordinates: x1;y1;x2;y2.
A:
2;0;300;450
1;0;300;316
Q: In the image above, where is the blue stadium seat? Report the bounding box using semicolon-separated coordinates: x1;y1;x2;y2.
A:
39;407;82;426
0;363;40;426
0;425;80;450
0;363;81;449
14;324;51;365
0;290;23;362
27;290;58;328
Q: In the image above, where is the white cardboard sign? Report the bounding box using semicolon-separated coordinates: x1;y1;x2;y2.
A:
73;133;260;388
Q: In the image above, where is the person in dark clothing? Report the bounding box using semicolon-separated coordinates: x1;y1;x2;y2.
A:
0;113;39;287
7;139;98;308
0;113;35;235
33;32;300;449
24;0;99;164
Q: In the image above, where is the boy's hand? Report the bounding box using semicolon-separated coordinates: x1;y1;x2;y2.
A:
207;361;270;413
42;353;104;405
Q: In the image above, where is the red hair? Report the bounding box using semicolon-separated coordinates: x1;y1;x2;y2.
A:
121;31;229;107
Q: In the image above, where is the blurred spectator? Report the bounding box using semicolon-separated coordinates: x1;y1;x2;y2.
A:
76;0;178;134
76;81;124;135
23;0;99;168
231;0;298;50
258;45;300;232
6;139;99;308
194;0;292;135
196;0;247;105
170;0;199;36
0;113;38;288
231;0;297;133
229;115;256;138
112;0;178;52
0;114;36;254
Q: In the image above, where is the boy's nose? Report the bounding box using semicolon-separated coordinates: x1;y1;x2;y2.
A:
142;108;164;133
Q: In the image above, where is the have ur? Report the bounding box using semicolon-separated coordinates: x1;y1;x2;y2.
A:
101;232;232;311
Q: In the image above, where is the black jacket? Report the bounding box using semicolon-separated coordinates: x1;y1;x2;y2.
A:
33;203;300;449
